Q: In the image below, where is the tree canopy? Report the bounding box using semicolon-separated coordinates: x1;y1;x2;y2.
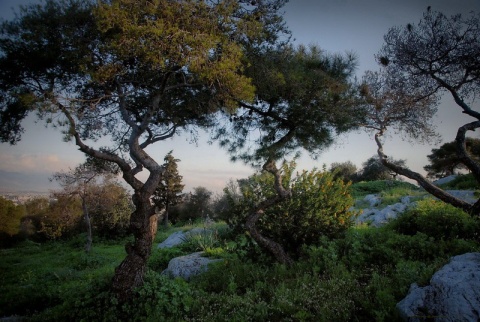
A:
0;0;289;299
213;44;358;264
152;151;184;226
424;138;480;179
361;8;480;214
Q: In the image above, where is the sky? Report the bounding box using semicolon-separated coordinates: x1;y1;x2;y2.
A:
0;0;479;194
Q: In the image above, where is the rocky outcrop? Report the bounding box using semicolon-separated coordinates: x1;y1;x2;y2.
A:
161;252;222;280
355;195;412;227
397;253;480;321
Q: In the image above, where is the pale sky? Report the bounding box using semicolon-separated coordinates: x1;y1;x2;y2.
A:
0;0;479;193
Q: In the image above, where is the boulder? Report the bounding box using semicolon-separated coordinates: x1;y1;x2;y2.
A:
397;252;480;321
157;228;213;249
364;194;381;207
157;231;185;249
161;252;222;280
433;175;458;186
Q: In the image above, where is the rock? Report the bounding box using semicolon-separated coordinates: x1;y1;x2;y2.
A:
364;194;381;207
157;228;213;249
445;190;476;204
157;231;185;249
433;175;458;186
397;252;480;322
161;252;222;281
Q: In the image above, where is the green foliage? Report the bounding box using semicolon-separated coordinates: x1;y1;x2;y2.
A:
171;186;213;224
0;196;26;239
225;166;356;255
153;151;184;226
424;138;480;179
90;182;133;238
37;196;83;240
358;155;407;181
329;161;358;183
437;173;480;190
180;229;220;252
148;248;189;272
2;213;480;321
389;199;480;240
350;180;419;198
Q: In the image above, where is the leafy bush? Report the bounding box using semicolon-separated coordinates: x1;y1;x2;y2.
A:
389;199;480;240
224;165;357;255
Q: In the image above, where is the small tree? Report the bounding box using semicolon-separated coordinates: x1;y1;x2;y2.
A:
360;9;480;215
152;151;184;227
424;138;480;179
329;161;358;183
0;197;26;239
215;44;358;264
358;155;406;181
51;162;114;252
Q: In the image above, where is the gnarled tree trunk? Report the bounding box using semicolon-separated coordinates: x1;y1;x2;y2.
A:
111;191;158;301
375;124;479;216
245;158;293;266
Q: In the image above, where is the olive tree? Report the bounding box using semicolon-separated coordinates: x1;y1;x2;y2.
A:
0;0;288;299
360;9;480;214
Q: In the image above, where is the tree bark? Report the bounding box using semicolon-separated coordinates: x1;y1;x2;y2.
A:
111;191;158;301
245;159;293;266
374;130;476;215
82;198;93;253
163;200;169;227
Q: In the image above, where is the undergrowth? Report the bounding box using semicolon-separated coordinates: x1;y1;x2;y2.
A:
2;199;479;321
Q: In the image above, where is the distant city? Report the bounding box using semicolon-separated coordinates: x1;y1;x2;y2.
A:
1;191;51;205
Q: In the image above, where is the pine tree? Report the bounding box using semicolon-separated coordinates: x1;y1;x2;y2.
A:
153;151;184;227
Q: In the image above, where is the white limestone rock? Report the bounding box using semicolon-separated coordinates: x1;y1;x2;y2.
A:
397;253;480;321
161;252;222;281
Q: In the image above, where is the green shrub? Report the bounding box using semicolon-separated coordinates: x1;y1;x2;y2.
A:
389;199;480;240
148;247;189;271
224;165;357;256
180;229;219;252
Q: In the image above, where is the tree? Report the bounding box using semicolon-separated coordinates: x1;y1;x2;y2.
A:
89;182;133;238
224;163;356;256
358;155;406;181
0;0;288;299
0;197;26;239
424;138;480;179
152;151;184;227
215;44;358;264
361;8;480;215
51;162;120;252
329;161;358;183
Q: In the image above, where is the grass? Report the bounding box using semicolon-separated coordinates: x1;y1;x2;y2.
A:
349;180;419;199
1;194;479;321
437;173;480;190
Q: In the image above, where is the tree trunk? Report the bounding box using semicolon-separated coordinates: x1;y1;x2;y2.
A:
111;191;157;301
163;203;169;227
245;159;293;266
82;198;92;253
374;131;476;215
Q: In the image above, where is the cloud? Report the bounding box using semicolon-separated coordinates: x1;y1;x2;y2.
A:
0;153;77;174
